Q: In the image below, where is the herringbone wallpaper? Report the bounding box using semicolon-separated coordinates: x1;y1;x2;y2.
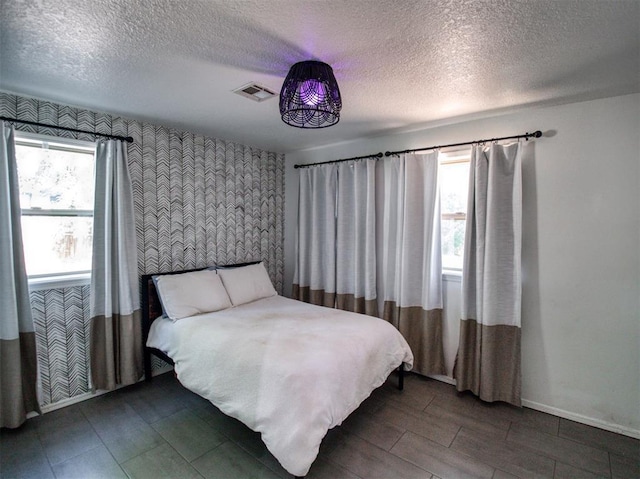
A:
0;92;285;406
29;286;92;405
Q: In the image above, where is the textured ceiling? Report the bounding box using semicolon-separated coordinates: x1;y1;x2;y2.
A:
1;0;638;153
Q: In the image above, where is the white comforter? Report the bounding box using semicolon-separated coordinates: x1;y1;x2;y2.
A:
147;295;413;476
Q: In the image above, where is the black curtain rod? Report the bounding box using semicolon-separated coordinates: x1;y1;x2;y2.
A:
293;130;542;169
0;116;134;143
294;151;383;169
384;130;542;156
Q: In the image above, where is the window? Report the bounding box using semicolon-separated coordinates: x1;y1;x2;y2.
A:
15;132;96;279
440;148;471;271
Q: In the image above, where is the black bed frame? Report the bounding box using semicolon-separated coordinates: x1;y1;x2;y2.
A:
140;262;405;389
140;262;261;381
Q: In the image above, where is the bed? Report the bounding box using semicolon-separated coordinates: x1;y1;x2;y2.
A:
141;262;413;477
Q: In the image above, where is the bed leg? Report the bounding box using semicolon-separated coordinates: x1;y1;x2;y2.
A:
398;363;404;391
144;348;152;382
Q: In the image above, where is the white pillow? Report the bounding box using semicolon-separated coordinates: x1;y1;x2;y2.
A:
154;269;232;321
217;262;277;306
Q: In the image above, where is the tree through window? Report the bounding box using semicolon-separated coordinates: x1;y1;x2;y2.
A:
440;148;471;271
15;132;96;278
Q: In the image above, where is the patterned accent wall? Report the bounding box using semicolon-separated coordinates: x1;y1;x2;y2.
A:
0;92;285;406
30;286;91;405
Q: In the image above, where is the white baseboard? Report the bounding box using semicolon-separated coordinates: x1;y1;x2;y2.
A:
31;392;99;416
521;398;640;439
428;374;456;386
425;374;640;439
32;368;639;440
30;365;176;417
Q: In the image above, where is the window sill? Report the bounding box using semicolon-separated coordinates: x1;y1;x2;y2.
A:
442;270;462;283
29;273;91;291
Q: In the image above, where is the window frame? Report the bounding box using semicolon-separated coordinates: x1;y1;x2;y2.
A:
14;131;96;287
439;147;471;275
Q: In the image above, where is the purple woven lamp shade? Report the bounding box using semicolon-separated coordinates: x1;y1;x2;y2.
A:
279;61;342;128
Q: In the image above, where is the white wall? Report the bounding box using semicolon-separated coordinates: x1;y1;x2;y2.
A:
283;94;640;437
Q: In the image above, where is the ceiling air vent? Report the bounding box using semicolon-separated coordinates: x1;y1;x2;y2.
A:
233;82;277;102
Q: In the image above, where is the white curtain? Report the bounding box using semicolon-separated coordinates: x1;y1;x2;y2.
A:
453;142;523;406
294;155;444;368
90;139;142;390
336;160;378;315
292;164;337;307
0;122;40;428
382;153;445;375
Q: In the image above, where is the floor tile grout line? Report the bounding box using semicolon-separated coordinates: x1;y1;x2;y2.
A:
512;419;627;458
421;391;437;412
326;457;365;479
122;442;207;479
50;442;106;469
425;392;516;435
456;424;579;471
152;412;223;465
386;444;441;479
391;427;500;479
228;434;287;476
83;393;161;467
185;441;218;468
13;373;637;479
504;427;613;477
359;428;437;478
81;403;111;457
37;405;110;471
425;403;512;440
95;415;129;479
556;429;637;458
387;429;409;452
34;424;57;477
557;459;617;479
448;424;463;448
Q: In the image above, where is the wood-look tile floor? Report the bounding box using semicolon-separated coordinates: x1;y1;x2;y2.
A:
1;372;638;479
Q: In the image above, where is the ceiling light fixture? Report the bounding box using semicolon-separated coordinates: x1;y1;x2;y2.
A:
279;60;342;129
